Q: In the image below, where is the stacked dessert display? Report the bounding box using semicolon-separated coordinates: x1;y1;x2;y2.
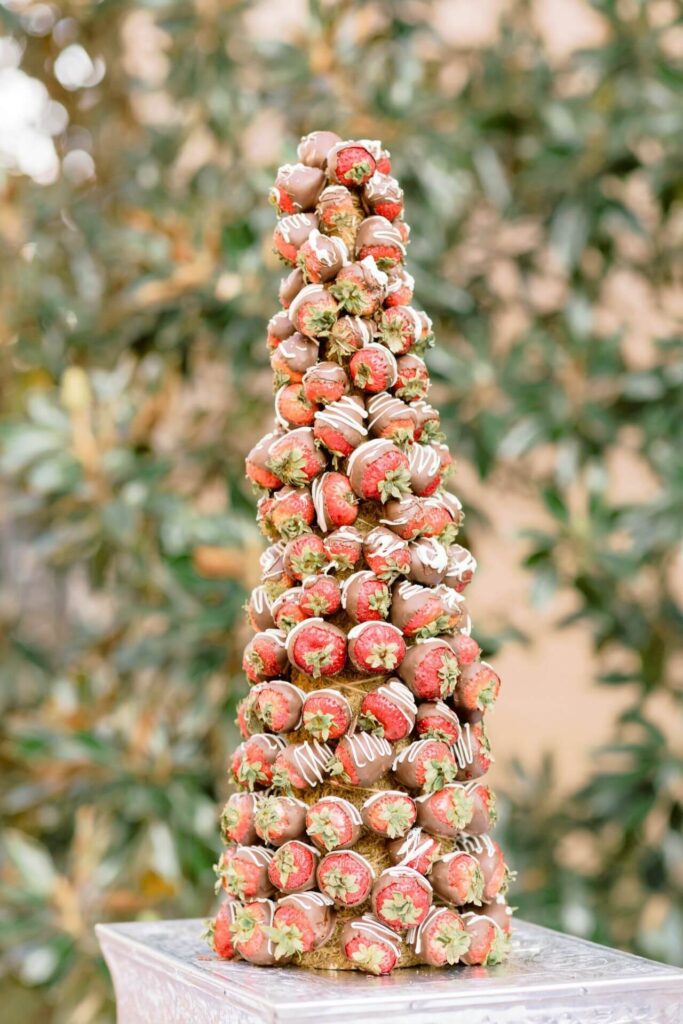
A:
206;131;513;974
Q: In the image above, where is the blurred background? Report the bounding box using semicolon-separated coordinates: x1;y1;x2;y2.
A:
1;0;682;1019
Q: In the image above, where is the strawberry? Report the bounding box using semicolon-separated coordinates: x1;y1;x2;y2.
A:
312;472;358;531
415;700;462;744
306;796;362;852
231;734;286;790
270;332;319;387
376;147;392;174
407;905;470;966
267;310;295;350
220;792;258;845
269;486;315;539
340;915;401;975
355;215;406;269
468;837;509;902
443;543;477;592
431;439;453;476
453;660;501;712
288;284;338;339
454;721;493;781
214;845;274;900
412;399;443;443
317;850;375;907
278;267;305;309
275;383;316;428
316;184;363;248
297;130;342;169
246;585;275;631
444;632;481;666
256;494;277;538
363;173;404;221
302;361;349;405
271;162;326;215
378;305;422;355
273;212;319;266
387;827;440;875
253;795;307;846
259;542;295;594
460;912;508;966
393;353;430;401
371;867;432;932
267;427;327;487
246;430;285;491
271;587;307;633
380;495;426;540
301;688;352;741
348;439;410;502
269;892;336;958
384;266;415;308
322;525;363;571
349;343;398;393
297;230;348;283
230;899;281;966
313;395;368;457
469;896;514;935
327;141;376;187
416;310;434;353
326;314;374;361
359;678;417;741
366;392;418;447
271;740;332;791
428;851;485;906
252;680;305;732
327;732;394;786
393;739;457;793
206;897;241;960
283;533;328;581
415;783;475;837
408;443;443;497
361;790;417;838
407;537;448;586
421;493;463;545
299;573;341;616
347;621;407;673
242;629;289;684
268;840;320;894
341;570;391;623
235;695;256;738
363;526;411;581
330;257;387;316
466;782;498;835
391;580;451;639
398;638;459;700
285;618;347;678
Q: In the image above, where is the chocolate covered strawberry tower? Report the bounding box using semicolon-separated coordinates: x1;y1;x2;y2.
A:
206;132;513;974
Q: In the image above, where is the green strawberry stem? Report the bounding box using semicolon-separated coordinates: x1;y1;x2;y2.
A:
378;467;411;502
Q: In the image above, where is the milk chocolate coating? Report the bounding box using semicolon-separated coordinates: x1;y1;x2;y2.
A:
355;216;406;258
415;700;461;741
392;739;453;790
469;897;513;933
260;543;289;583
298;131;342;169
407;538;448;585
255;795;308;846
380;495;424;539
276;892;337;948
248;585;276;630
253;680;304;733
415;783;472;838
366;392;417;439
268;310;295;344
336;733;394;786
327;314;375;355
234;900;279;965
387;827;439;870
363;173;404;216
314;395;368;451
275;212;319;253
428;851;479;904
408;443;442;495
363;526;411;576
443;544;477;591
302;361;349;402
273;163;326;211
466;784;496;835
272;333;319;375
279;268;306;308
390;580;443;633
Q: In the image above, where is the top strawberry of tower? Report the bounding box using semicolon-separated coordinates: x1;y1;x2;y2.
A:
207;132;513;975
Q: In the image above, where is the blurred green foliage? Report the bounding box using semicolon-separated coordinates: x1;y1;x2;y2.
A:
1;0;682;1019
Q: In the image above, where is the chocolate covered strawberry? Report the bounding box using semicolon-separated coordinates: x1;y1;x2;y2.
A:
445;631;481;666
363;526;411;581
300;573;341;616
271;587;307;633
393;739;457;793
220;792;258;845
317;850;375;908
267;310;295;350
246;585;275;631
314;394;368;457
270;332;319;387
302;688;352;741
275;383;316;429
429;850;485;907
384;266;415;308
391;580;451;639
235;694;257;738
361;790;417;839
252;680;305;732
465;782;498;835
415;310;435;354
327;140;376;187
380;495;425;540
206;897;241;960
298;130;342;169
355;215;406;269
348;439;410;502
270;486;315;539
269;892;336;958
453;660;501;712
306;796;362;852
312;472;358;531
326;314;374;361
371;867;432;932
417;494;461;543
341;570;391;622
393;352;430;401
398;638;459;700
288;284;338;339
267;427;327;487
412;399;443;443
271;740;332;792
253;795;308;847
415;700;462;744
283;533;328;580
407;537;447;586
340;915;401;975
302;361;349;405
469;896;514;935
460;912;508;966
328;732;394;786
297;229;348;283
268;840;319;894
408;444;444;497
330;257;387;316
387;827;440;875
231;734;286;790
278;267;305;309
467;837;509;902
347;621;406;673
366;392;417;447
286;618;346;678
407;905;470;966
322;525;363;571
454;721;493;781
271;162;325;215
215;845;274;900
246;430;284;490
415;783;474;837
259;542;294;595
443;543;477;592
316;184;363;248
363;172;404;221
230;899;280;966
273;212;318;266
359;679;417;741
242;629;289;683
349;343;398;393
378;305;422;355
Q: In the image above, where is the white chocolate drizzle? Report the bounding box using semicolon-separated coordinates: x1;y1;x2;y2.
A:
452;723;474;769
343;731;392;769
288;741;333;787
372;679;417;727
312;795;363;825
346;914;402;956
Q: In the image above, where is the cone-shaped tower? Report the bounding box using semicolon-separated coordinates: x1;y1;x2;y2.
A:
207;132;513;973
